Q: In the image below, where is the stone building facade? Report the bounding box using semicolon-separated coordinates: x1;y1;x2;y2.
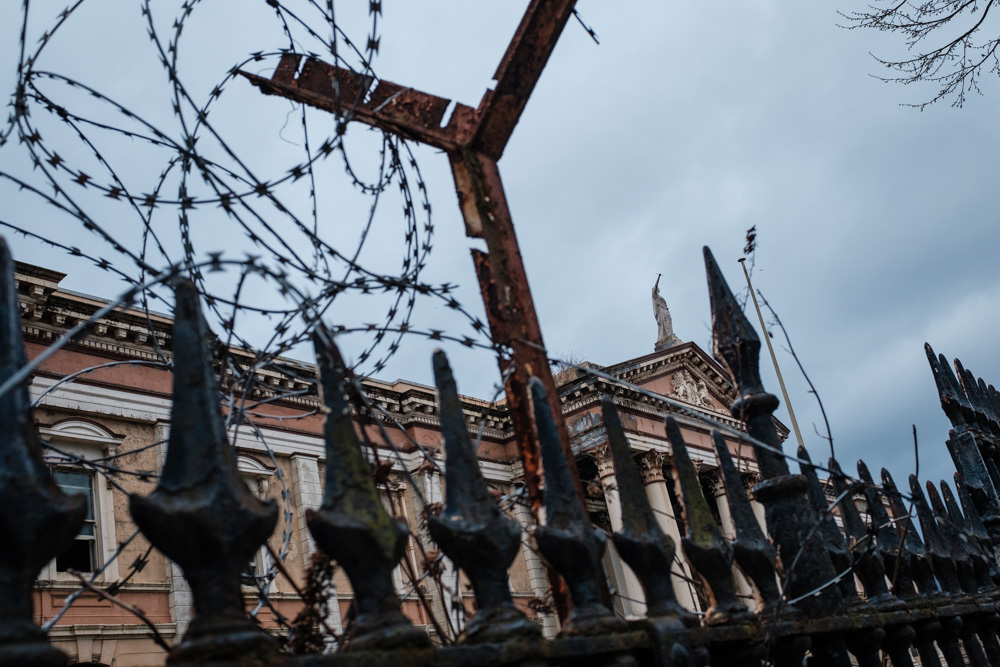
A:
18;262;774;665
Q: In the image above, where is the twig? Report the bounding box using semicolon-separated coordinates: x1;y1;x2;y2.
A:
756;290;835;459
265;543;343;643
65;569;171;651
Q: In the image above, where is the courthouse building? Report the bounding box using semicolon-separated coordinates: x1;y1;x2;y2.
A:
18;262;770;666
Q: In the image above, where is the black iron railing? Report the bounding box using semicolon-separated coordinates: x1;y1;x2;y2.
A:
3;239;1000;666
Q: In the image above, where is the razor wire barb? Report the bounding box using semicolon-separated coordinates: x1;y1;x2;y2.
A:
1;0;498;649
1;1;979;662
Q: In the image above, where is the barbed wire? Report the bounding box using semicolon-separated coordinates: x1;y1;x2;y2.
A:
3;0;497;650
5;2;992;662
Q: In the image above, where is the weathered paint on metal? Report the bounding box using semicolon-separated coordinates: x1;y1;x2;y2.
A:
129;281;279;663
239;8;588;602
426;351;539;644
0;238;85;667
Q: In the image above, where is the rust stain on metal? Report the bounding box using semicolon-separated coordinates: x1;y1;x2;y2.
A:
474;0;580;160
241;55;474;152
240;0;584;623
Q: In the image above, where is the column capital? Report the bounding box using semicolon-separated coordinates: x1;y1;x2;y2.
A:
638;450;667;485
591;441;615;480
704;468;726;497
741;471;762;493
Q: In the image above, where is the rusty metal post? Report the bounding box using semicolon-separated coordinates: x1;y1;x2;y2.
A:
240;0;586;622
454;151;578;512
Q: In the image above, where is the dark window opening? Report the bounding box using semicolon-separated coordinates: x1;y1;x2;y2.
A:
53;470;97;573
57;538;95;573
242;558;262;587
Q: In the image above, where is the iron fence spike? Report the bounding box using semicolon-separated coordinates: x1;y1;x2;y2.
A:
426;350;538;643
665;416;747;625
857;460;916;599
716;430;780;612
530;377;624;636
925;344;969;429
955;473;1000;587
601;395;690;621
881;469;938;594
704;246;844;618
306;325;429;651
829;458;892;604
926;481;979;595
940;480;994;592
128;279;279;661
798;446;858;603
909;476;962;595
0;236;87;667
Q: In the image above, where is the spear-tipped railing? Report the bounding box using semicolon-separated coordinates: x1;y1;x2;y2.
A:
0;238;86;667
10;240;1000;666
529;377;625;637
129;281;279;663
426;350;538;644
306;327;431;652
703;248;845;623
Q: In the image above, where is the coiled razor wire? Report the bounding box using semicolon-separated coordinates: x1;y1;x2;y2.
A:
2;0;495;646
1;1;972;658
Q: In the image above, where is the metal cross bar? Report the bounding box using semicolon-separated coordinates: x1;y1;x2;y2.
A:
240;0;584;621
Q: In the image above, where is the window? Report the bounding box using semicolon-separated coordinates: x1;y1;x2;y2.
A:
38;419;124;582
236;454;277;593
53;470;98;573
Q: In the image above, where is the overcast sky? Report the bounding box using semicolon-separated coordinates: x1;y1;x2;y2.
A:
2;1;998;490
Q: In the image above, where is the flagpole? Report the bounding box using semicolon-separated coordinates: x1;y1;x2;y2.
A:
737;258;806;451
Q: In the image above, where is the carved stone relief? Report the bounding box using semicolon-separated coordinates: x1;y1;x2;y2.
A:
671;369;714;409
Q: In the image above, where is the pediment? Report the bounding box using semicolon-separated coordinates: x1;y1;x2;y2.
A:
577;342;738;415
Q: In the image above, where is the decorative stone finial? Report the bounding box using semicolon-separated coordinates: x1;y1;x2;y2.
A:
0;237;86;667
652;274;681;351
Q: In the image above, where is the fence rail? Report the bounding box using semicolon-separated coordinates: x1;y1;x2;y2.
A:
3;237;1000;666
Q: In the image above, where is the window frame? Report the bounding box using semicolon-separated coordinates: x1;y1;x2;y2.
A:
236;454;278;595
51;469;99;574
38;419;124;583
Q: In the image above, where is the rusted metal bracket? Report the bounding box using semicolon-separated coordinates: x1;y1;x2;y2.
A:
240;0;584;622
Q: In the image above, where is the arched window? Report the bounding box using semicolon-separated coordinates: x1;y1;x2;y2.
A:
38;419;125;582
236;454;277;592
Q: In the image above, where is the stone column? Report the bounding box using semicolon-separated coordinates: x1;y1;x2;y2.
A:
290;454;342;629
593;443;646;619
158;422;193;639
167;560;193;638
510;485;559;637
707;468;755;607
743;473;768;535
416;462;460;641
638;450;700;612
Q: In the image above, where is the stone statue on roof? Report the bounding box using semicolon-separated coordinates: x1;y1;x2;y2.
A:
653;274;682;351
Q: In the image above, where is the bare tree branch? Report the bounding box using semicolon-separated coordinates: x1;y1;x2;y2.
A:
841;0;1000;107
